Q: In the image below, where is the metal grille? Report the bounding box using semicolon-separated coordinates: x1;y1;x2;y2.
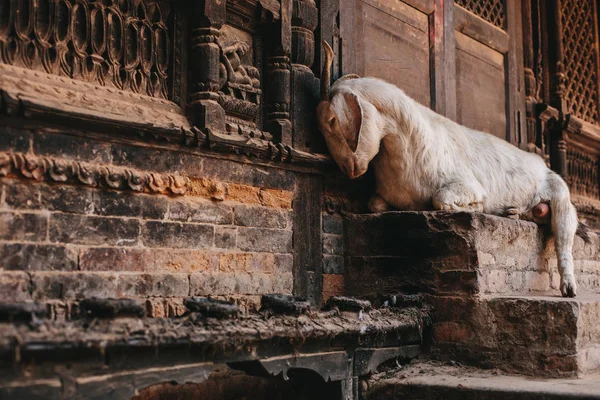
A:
455;0;505;29
561;0;599;123
0;0;171;99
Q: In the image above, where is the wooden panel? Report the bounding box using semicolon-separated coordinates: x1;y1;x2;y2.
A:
455;31;507;139
356;0;431;106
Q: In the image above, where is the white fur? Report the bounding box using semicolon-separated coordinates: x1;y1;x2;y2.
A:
326;77;578;297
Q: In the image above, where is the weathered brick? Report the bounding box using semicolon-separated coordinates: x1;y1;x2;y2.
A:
322;274;344;302
117;273;189;297
273;272;294;294
0;212;47;241
202;157;295;190
0;244;78;271
80;247;154;272
3;180;40;209
145;298;187;318
226;184;293;209
274;253;294;274
168;198;232;224
32;272;118;300
153;249;218;273
93;190;168;219
433;321;474;343
323;214;343;234
237;227;292;253
248;274;275;294
34;132;112;163
190;272;275;296
187;178;228;201
323;233;344;255
247;253;276;273
40;184;94;214
323;255;344;274
218;252;250;273
190;273;234;296
49;214;139;246
234;204;289;228
214;226;236;249
0;271;32;302
0;126;32;152
142;221;213;249
111;144;202;176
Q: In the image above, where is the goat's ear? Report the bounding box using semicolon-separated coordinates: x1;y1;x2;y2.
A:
342;92;363;151
317;101;336;130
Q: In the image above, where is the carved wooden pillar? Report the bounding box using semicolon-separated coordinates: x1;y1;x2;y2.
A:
291;0;319;151
265;0;293;145
188;0;226;136
522;0;540;154
547;0;567;115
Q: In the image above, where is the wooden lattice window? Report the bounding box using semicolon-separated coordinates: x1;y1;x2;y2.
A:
561;0;599;123
0;0;172;99
567;147;600;198
454;0;505;29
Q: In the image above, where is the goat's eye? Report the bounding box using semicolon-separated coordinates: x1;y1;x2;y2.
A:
328;117;336;127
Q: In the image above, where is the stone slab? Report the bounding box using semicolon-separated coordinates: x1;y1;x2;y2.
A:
430;293;600;377
343;212;600;300
367;362;600;400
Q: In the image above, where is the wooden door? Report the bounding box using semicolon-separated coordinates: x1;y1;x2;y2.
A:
320;0;526;145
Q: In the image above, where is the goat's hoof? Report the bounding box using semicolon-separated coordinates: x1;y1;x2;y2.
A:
560;275;577;298
504;207;519;219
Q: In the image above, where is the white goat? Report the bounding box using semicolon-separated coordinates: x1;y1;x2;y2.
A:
317;41;580;297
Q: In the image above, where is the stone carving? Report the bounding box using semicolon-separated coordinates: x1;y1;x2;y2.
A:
0;0;172;99
218;40;262;125
0;152;190;195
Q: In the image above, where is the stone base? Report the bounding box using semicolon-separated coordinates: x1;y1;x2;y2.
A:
431;294;600;377
367;361;600;400
344;211;600;300
343;212;600;377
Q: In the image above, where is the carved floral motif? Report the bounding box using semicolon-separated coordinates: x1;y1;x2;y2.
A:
0;152;190;195
0;0;171;98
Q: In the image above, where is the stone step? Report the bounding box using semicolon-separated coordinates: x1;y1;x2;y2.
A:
366;362;600;400
430;294;600;377
344;212;600;300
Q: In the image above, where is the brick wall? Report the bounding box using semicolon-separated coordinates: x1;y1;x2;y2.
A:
0;126;296;318
322;213;345;300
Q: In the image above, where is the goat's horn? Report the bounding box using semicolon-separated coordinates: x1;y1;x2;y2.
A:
321;40;334;100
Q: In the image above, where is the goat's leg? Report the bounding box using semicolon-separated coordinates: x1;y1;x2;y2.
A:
546;173;578;297
433;181;484;212
368;193;391;213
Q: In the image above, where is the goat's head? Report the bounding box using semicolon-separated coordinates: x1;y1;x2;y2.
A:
317;41;380;179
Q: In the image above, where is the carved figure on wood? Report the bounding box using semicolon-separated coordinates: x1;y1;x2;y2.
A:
219;41;261;89
317;41;585;298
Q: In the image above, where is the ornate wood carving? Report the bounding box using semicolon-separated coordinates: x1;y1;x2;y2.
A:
188;0;227;133
560;0;599;124
0;152;190;194
264;0;292;145
290;0;318;151
0;0;173;99
566;146;600;199
454;0;506;30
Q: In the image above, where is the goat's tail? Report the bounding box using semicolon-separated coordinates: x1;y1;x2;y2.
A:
576;221;593;244
547;172;578;297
